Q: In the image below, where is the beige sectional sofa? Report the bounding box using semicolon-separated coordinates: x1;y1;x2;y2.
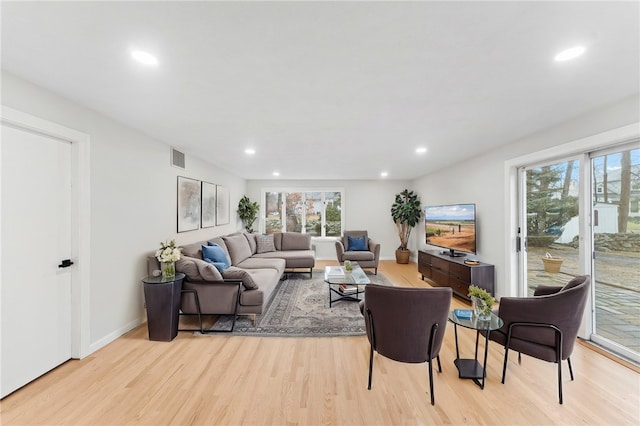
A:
148;232;315;327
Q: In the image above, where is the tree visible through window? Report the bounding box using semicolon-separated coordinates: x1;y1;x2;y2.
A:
262;190;343;236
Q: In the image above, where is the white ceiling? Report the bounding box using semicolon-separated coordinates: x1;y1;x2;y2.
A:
2;1;639;180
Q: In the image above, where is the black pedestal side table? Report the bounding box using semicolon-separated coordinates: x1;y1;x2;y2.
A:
142;273;186;342
448;310;503;389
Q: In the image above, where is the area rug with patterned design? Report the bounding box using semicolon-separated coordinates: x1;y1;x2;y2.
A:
201;270;393;337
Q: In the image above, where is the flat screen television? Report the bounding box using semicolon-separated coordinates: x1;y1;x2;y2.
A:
424;203;476;257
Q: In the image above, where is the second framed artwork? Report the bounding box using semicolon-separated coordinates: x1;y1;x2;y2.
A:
201;181;216;228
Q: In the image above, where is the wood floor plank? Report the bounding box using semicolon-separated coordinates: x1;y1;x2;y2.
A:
1;260;638;425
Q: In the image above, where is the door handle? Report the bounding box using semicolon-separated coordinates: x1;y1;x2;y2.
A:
58;259;74;268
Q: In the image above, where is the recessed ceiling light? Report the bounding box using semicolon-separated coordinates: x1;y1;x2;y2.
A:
272;171;280;177
244;148;256;155
416;147;427;154
380;172;388;178
130;49;158;66
554;46;586;62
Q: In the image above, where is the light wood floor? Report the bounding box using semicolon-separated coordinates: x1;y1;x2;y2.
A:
1;260;639;425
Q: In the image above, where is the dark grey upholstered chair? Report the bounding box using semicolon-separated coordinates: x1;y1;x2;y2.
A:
360;284;452;405
487;275;590;404
335;230;381;274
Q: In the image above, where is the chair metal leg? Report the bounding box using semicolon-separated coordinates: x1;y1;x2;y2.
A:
558;360;563;404
518;352;522;364
368;341;374;390
366;308;376;390
567;357;574;381
504;322;567;404
436;355;442;373
428;358;435;406
556;330;564;404
501;346;510;384
426;323;439;405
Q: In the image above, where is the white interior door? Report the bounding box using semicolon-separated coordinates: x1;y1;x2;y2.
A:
1;122;72;398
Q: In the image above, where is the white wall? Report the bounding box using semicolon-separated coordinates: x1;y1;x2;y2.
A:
245;179;412;260
1;71;246;353
3;68;637;352
411;94;640;298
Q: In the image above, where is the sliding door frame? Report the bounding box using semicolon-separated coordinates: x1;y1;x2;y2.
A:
504;123;639;339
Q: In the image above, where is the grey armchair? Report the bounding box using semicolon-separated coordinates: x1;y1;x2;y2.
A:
360;285;452;405
335;230;380;274
487;275;590;404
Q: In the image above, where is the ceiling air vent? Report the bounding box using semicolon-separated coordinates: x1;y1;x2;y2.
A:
171;148;185;169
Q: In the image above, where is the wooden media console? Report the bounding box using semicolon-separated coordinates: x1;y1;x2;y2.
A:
418;250;495;300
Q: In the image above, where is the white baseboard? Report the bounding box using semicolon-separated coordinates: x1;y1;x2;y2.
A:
87;316;145;356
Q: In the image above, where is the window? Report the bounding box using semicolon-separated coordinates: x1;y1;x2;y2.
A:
264;192;282;234
262;189;343;237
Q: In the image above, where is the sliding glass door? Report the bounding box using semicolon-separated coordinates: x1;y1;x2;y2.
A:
590;145;640;360
518;142;639;362
521;158;581;296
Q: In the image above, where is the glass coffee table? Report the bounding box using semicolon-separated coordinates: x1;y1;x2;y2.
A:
448;310;503;389
324;263;371;307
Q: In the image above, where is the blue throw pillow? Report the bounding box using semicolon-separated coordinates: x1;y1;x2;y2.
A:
202;244;230;270
347;235;368;251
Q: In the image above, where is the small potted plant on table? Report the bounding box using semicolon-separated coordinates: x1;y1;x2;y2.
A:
468;285;494;320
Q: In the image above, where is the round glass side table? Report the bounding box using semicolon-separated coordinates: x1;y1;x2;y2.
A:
448;310;503;389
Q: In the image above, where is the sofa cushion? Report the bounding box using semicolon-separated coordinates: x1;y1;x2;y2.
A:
202;244;230;270
235;257;286;275
181;241;204;259
253;250;314;269
221;266;259;289
279;232;311;251
342;250;375;262
244;232;258;254
222;234;253;265
256;234;276;253
347;235;368;251
205;261;229;272
176;257;223;281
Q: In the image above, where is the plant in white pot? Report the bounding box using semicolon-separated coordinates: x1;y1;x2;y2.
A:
390;189;422;264
237;195;260;233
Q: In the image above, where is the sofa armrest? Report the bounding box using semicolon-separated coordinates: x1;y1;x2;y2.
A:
368;238;381;259
147;255;160;277
335;240;346;262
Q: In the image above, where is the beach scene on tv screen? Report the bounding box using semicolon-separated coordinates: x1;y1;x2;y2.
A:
425;204;476;253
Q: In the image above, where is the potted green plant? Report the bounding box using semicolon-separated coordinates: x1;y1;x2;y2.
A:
467;285;494;320
390;189;422;264
237;195;260;233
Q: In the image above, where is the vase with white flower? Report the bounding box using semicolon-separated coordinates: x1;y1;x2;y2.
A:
155;239;182;279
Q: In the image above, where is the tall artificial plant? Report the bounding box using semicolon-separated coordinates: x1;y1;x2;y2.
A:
237;195;260;233
391;189;422;252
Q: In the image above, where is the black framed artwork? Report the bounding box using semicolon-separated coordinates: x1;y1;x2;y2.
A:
177;176;201;232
